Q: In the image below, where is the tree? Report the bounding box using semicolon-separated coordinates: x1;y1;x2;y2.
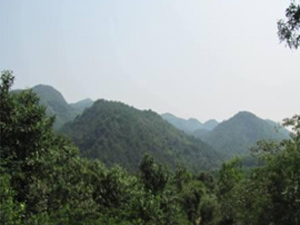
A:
139;154;169;194
0;71;98;223
278;0;300;49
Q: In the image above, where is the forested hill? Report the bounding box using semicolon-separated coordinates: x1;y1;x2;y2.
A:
199;111;290;157
31;85;77;129
61;99;221;171
13;85;93;129
161;113;218;134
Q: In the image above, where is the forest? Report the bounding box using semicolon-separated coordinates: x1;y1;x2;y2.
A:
1;1;300;224
1;71;299;225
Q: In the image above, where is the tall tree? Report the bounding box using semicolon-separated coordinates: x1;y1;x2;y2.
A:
278;0;300;49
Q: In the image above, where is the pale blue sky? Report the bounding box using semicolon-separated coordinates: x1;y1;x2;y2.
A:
1;0;299;122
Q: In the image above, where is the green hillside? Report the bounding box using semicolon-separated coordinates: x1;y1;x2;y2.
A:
61;100;221;171
31;85;77;129
200;111;290;158
70;98;93;115
13;85;93;130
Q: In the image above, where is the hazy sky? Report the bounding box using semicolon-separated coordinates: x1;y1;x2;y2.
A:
1;0;299;122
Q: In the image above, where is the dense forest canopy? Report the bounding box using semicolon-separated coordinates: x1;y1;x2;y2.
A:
0;2;299;224
60;99;221;172
1;71;299;225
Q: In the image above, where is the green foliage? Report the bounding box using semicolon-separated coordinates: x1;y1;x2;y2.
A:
214;115;300;225
32;85;78;130
61;99;221;171
0;71;195;225
200;111;290;158
0;164;24;225
1;71;299;225
13;85;93;130
139;154;170;194
278;0;300;49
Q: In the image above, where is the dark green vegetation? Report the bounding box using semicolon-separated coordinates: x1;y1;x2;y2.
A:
161;113;218;134
163;112;289;160
13;85;93;130
198;111;290;158
278;0;300;49
31;85;78;130
1;71;299;225
61;100;221;171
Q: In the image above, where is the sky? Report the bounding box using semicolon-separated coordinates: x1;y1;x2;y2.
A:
1;0;299;123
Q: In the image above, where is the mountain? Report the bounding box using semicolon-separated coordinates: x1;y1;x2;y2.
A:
31;85;77;130
161;113;203;134
70;98;93;115
161;113;219;137
13;85;92;130
192;119;220;138
192;129;210;139
199;111;290;158
203;119;219;130
61;100;221;171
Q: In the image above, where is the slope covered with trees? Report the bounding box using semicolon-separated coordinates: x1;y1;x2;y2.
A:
13;85;93;130
2;71;299;225
199;111;290;158
61;100;221;171
31;85;77;129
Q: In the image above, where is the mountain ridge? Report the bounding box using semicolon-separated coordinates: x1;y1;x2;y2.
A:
61;99;222;171
199;111;290;158
161;113;218;134
12;85;92;129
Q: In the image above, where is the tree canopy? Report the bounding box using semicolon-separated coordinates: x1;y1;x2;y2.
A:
278;0;300;49
1;70;299;225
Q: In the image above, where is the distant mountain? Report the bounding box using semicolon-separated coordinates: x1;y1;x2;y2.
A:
199;111;290;158
31;85;77;130
70;98;93;115
13;85;92;130
192;120;219;139
161;113;218;136
61;100;221;171
203;119;219;130
161;113;203;134
192;129;210;139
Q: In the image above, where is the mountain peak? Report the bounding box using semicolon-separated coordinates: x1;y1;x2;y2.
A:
232;111;258;120
187;118;202;124
34;84;56;89
235;111;256;116
62;101;220;171
201;111;290;157
203;119;219;131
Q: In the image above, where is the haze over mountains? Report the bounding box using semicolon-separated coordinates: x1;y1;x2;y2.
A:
199;111;289;157
13;84;290;170
161;113;219;134
163;111;290;158
13;85;94;130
